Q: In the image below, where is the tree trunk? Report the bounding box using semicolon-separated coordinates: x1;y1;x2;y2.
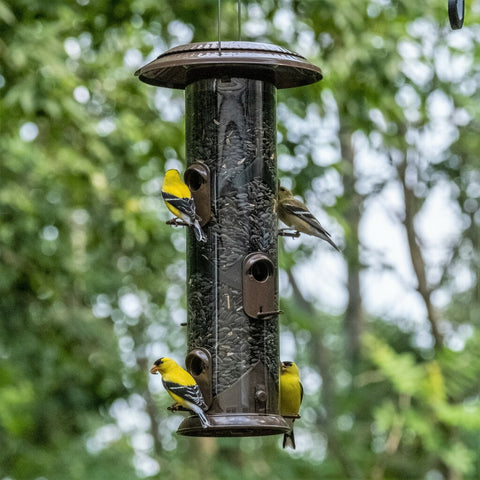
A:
340;126;364;368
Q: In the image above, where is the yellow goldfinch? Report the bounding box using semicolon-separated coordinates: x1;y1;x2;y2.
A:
278;186;339;250
280;361;303;449
161;169;207;242
150;357;211;428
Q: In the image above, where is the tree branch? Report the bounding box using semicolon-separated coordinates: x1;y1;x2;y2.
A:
397;157;443;347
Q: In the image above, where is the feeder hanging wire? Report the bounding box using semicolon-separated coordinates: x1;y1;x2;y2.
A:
218;0;222;54
238;0;242;41
217;0;243;53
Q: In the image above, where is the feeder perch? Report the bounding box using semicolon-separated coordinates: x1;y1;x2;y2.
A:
136;41;321;437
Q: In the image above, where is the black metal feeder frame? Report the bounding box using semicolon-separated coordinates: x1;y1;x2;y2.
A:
136;41;322;437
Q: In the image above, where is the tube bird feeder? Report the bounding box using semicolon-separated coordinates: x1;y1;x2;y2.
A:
136;41;322;437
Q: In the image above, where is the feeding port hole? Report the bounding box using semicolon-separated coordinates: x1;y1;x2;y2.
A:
249;258;273;283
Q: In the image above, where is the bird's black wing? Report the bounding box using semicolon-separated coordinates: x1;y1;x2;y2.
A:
282;200;333;238
300;381;304;403
162;192;196;217
162;380;207;409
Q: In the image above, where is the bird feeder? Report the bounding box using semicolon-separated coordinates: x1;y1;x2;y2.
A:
136;41;321;436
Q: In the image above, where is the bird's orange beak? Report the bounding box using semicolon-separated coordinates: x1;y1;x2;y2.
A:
150;365;159;375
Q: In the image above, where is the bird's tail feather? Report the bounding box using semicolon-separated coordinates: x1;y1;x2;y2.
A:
314;230;339;251
193;220;207;243
283;430;296;449
192;405;211;428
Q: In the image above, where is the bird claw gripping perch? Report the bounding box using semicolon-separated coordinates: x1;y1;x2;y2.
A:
167;404;189;412
278;228;301;238
166;218;189;227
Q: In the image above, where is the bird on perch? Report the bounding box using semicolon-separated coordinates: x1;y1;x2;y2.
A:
279;360;303;449
278;185;339;251
161;169;207;242
150;357;211;428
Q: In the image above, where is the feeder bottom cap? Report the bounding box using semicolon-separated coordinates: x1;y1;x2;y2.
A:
176;413;290;437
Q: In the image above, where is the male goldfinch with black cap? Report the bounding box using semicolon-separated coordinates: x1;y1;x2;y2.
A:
161;169;207;242
150;357;210;428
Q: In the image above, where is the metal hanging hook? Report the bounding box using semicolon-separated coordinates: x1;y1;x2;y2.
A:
448;0;465;29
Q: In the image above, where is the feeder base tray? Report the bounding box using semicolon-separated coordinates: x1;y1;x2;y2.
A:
177;413;290;437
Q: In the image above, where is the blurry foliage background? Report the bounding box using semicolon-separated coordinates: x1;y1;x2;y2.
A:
1;0;480;478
